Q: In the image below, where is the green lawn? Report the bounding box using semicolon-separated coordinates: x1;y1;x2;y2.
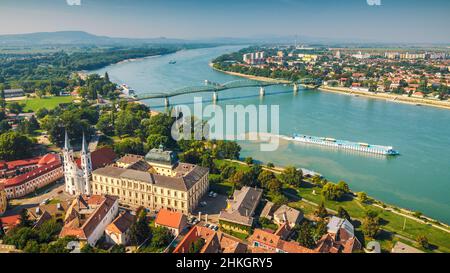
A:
8;96;75;112
286;184;450;253
212;159;450;252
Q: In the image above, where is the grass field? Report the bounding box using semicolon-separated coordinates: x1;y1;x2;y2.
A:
8;96;75;112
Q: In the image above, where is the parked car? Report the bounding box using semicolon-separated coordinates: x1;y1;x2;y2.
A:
200;201;207;207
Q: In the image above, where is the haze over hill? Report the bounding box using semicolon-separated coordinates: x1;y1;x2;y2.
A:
1;31;448;49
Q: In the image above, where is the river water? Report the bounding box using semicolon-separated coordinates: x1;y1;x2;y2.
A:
92;45;450;224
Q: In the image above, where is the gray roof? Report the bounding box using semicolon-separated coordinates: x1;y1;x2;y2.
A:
327;216;354;237
219;187;263;226
4;88;24;93
144;148;178;165
273;205;303;225
92;165;208;191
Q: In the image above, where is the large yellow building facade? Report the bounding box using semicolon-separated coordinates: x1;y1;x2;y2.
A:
91;148;209;214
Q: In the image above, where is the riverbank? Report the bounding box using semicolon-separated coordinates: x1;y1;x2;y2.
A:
211;63;450;110
209;63;291;84
319;86;450;110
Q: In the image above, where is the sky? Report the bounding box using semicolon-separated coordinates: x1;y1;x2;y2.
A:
0;0;449;43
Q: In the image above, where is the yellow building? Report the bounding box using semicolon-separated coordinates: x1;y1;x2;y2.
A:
91;148;209;214
0;183;7;216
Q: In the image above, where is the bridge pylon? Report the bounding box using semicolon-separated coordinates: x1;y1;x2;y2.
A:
212;91;218;103
164;97;170;107
259;86;265;97
293;83;299;93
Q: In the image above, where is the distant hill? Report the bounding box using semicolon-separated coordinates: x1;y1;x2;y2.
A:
0;31;188;46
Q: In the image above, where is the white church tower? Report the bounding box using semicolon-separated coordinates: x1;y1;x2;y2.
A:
80;132;93;195
63;130;93;196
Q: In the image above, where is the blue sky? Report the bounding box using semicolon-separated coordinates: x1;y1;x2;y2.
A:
0;0;449;43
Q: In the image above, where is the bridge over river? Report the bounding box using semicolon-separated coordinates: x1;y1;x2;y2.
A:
131;78;322;106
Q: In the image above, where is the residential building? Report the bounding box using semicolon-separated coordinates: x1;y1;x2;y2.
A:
3;89;25;98
63;131;116;196
1;154;63;199
248;228;316;253
218;186;263;234
91;150;209;214
154;208;187;236
0;184;7;215
27;200;71;228
173;225;220;253
273;205;303;228
172;225;246;253
59;195;119;246
314;216;362;253
105;211;135;245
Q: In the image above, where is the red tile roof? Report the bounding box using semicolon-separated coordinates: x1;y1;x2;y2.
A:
0;157;41;171
173;225;219;253
2;154;62;187
75;147;116;170
155;208;185;229
0;214;21;229
249;228;316;253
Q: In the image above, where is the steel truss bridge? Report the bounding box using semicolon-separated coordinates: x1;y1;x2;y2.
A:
131;78;322;104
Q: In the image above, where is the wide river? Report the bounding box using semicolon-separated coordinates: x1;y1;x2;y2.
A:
93;45;450;224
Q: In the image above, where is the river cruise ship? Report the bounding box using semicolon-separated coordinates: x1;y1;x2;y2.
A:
292;134;399;156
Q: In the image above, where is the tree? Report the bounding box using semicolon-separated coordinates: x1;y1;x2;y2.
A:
315;201;328;219
244;157;253;165
0;88;5;110
230;170;252;188
266;162;275;168
314;219;328;241
357;192;369;203
219;164;236;180
0;132;34;160
416;235;430;250
321;182;349;201
18;209;32;228
129;208;151;246
279;166;303;187
150;226;174;250
266;178;282;194
214;140;241;160
296;222;316;249
114;137;144;156
337;207;351;221
0;120;11;134
146;134;169;150
362;210;380;239
96;112;114;136
7;102;24;115
258;170;276;188
272;193;288;206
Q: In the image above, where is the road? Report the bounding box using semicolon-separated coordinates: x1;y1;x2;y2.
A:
4;180;72;217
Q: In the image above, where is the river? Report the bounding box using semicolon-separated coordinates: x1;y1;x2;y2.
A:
92;45;450;224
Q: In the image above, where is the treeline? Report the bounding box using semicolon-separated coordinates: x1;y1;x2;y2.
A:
0;45;187;92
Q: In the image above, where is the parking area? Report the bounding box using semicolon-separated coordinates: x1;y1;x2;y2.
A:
192;192;228;224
